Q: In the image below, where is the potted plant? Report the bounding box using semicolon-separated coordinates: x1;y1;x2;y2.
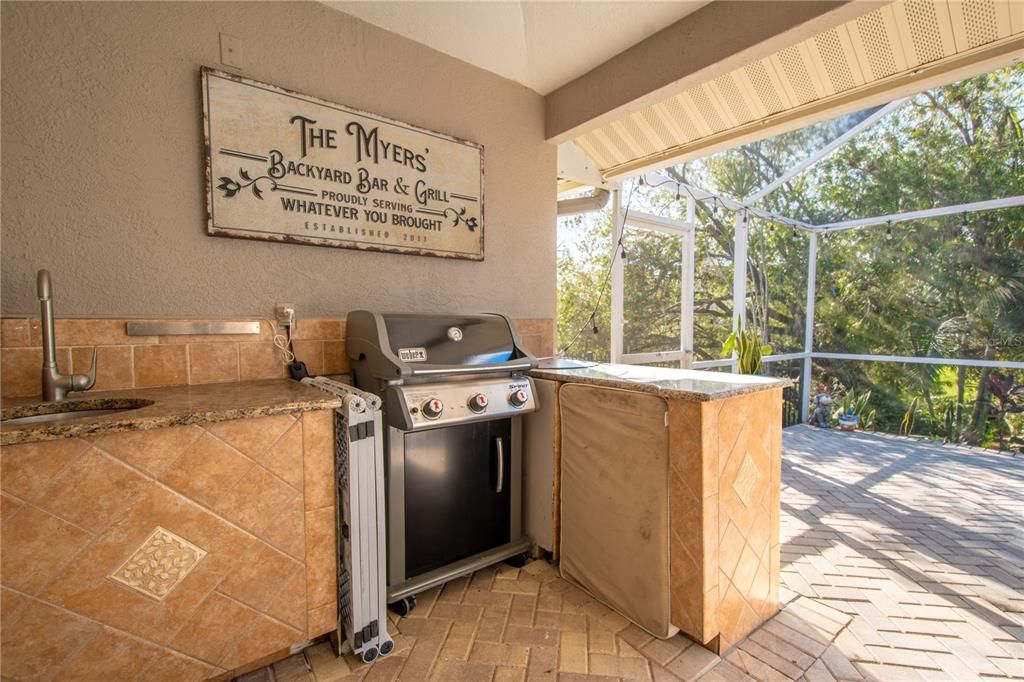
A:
836;390;871;432
722;325;772;375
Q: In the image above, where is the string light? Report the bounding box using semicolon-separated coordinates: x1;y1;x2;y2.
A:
631;173;819;237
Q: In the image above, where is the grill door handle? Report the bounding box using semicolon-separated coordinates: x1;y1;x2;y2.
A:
494;436;504;494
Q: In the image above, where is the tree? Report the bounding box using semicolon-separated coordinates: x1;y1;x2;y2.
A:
557;64;1024;449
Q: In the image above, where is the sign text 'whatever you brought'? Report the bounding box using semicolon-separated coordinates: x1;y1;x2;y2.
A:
202;68;484;260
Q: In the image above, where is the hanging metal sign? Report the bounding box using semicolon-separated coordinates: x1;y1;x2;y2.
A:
201;68;484;260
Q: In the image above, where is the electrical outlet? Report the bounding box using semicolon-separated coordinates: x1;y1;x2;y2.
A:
275;304;296;330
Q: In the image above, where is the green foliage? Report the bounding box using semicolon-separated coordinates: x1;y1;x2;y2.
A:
839;390;872;417
722;326;772;374
556;64;1024;451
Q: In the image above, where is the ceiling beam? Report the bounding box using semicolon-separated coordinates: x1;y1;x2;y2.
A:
544;0;882;144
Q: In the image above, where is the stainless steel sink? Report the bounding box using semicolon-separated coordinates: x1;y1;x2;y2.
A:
1;399;154;426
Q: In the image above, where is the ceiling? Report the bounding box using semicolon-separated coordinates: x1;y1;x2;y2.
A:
574;0;1024;178
323;1;710;95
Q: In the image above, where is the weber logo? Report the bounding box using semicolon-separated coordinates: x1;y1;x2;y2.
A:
399;347;427;362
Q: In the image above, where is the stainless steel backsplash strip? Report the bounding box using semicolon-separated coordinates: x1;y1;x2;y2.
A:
125;320;261;336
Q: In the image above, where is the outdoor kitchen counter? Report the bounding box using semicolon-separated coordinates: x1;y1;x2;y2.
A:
0;378;342;678
531;363;786;655
0;378;342;446
529;362;790;400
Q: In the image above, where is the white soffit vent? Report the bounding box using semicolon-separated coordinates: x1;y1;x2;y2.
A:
578;0;1024;179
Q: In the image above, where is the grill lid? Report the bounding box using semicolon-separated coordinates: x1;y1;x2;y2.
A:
347;311;536;380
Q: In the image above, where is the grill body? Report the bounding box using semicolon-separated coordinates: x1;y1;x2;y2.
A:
347;311;538;601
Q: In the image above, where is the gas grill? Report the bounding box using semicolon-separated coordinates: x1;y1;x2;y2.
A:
346;311;538;612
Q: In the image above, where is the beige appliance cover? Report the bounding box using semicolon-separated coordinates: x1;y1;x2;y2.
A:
559;383;672;637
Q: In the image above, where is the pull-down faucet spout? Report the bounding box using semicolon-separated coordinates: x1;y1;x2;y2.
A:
37;270;96;401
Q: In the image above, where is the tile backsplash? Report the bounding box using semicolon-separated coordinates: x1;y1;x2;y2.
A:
0;317;555;400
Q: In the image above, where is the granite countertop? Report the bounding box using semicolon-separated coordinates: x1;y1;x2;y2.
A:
530;363;790;401
0;379;342;446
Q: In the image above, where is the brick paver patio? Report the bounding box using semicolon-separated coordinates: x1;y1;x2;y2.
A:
242;427;1023;681
766;426;1024;681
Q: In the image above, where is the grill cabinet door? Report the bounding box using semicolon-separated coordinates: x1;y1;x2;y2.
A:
403;420;511;578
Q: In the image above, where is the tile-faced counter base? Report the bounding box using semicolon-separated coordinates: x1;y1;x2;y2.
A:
1;409;338;680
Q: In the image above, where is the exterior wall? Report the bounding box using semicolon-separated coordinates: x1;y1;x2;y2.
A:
0;1;556;320
0;409;337;679
0;316;555;400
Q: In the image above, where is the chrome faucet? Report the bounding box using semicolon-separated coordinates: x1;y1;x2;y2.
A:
37;270;96;401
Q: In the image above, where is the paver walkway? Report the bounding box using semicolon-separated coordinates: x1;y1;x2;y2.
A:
767;426;1024;681
241;427;1023;681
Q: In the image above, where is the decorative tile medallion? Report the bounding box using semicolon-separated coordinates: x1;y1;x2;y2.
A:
109;526;207;600
732;453;762;508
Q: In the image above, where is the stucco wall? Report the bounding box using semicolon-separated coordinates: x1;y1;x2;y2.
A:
0;2;556;319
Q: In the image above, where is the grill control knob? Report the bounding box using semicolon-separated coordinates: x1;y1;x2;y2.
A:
468;393;489;413
421;398;444;419
508;389;529;408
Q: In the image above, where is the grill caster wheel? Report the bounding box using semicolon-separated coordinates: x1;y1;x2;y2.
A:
388;595;417;617
380;639;395;656
361;647;378;663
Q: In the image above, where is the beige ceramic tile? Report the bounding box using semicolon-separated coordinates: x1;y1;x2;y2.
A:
323;340;349;374
188;342;240;384
171;591;260;665
209;414;296;460
0;504;93;593
39;485;233;644
291;340;324;375
302;410;335;512
305;506;337;609
0;318;32;347
96;424;203;477
518;334;545;358
34;448;152;531
291;319;344;341
0;593;102;680
48;319;145;346
261;495;306;560
307;601;338;639
219;541;302;610
266;566;308;630
160;432;253;507
57;624;164;681
221;615;303;670
1;491;24;524
136;650;221;682
133;344;188;388
0;437;91;499
214;464;298;533
2;346;71;398
72;345;134;391
239;342;290;381
260;419;304;489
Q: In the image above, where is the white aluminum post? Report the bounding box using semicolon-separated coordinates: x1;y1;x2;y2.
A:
801;232;818;423
743;99;906;205
610;189;625;364
681;198;696;368
730;211;748;372
816;195;1024;231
